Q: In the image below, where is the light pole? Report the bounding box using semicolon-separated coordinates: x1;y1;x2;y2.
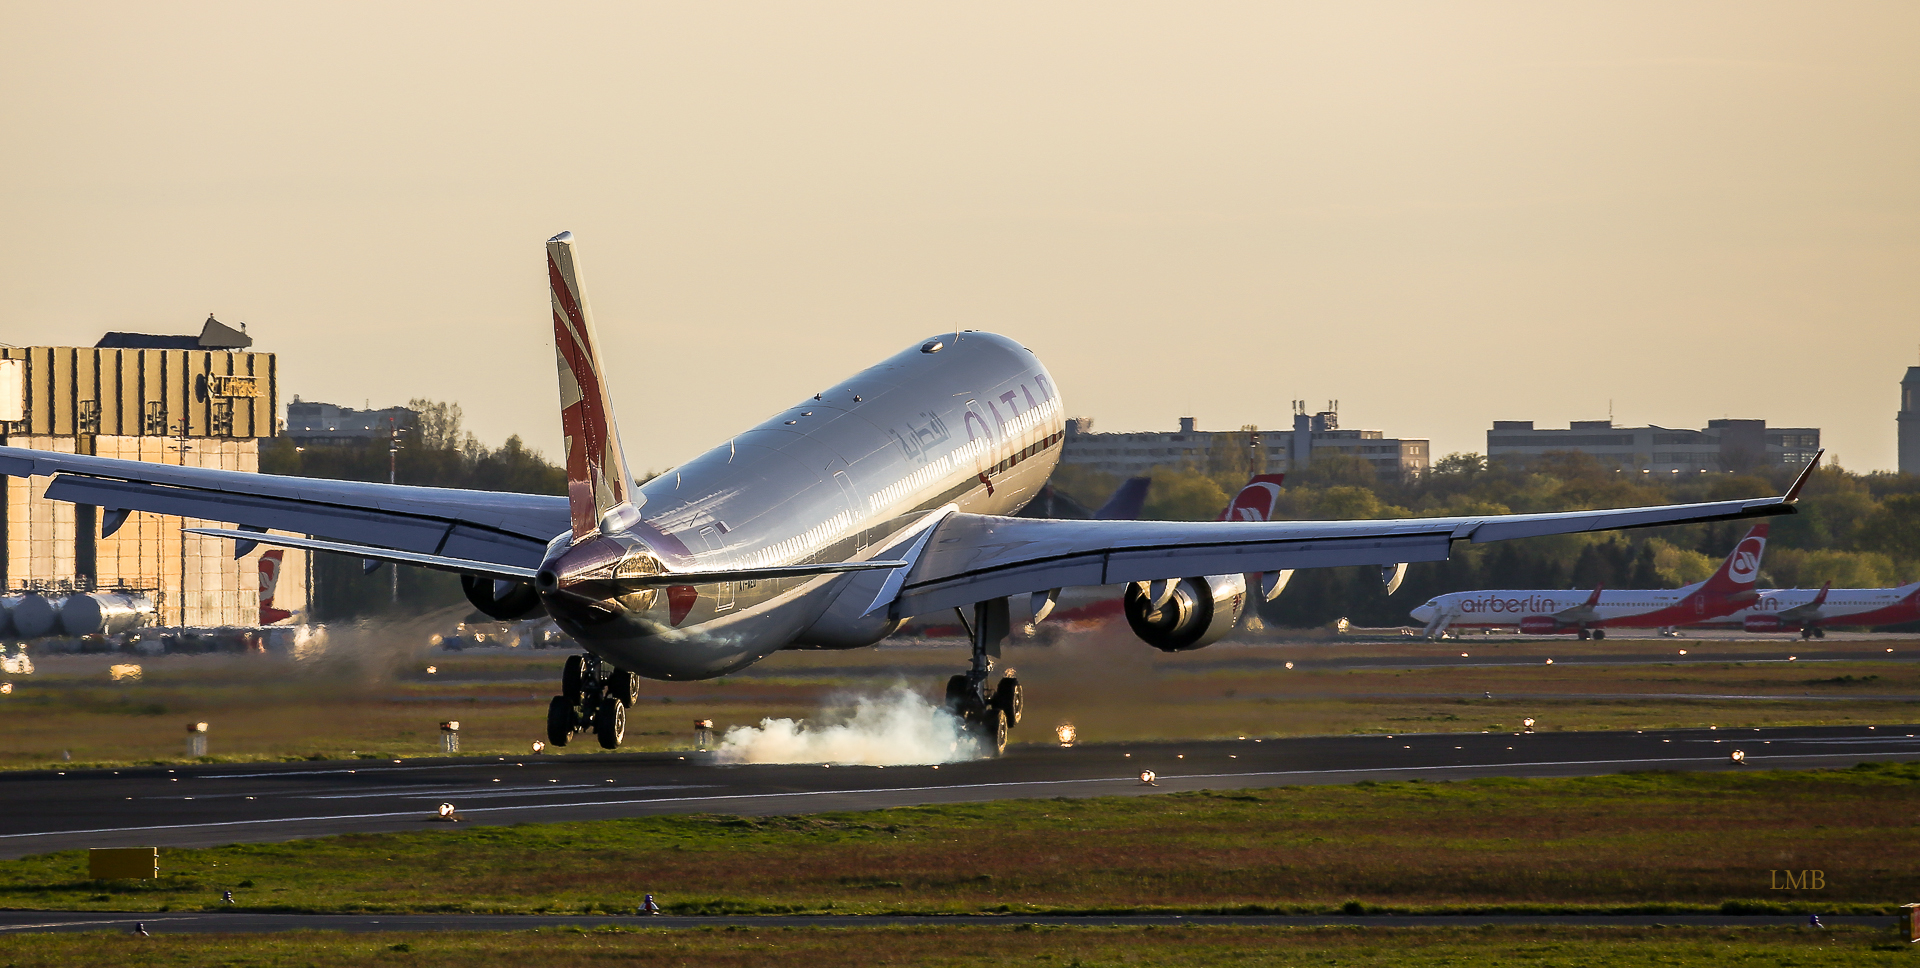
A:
388;418;405;605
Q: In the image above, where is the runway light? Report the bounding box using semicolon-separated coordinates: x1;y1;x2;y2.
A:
1730;750;1747;764
1284;661;1294;670
427;666;437;674
531;741;545;754
1055;724;1077;747
1461;653;1470;658
1545;659;1553;665
438;802;456;818
1678;650;1687;655
1789;656;1797;661
1139;771;1158;786
1523;718;1535;732
1;683;11;694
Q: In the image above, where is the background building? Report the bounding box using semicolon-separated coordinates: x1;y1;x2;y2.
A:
1901;367;1920;475
1059;404;1429;483
0;318;307;626
1487;418;1820;473
284;398;417;446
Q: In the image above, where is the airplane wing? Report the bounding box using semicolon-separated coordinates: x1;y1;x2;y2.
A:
890;491;1797;618
0;446;567;571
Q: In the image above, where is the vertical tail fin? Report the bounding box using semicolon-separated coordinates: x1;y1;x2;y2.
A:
1701;523;1769;594
547;232;638;537
1217;473;1288;522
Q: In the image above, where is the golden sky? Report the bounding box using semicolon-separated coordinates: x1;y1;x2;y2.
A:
2;2;1914;471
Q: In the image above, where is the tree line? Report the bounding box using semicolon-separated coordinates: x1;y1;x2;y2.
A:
259;400;569;620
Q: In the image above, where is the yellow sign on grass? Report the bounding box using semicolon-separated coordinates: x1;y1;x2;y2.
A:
88;847;157;879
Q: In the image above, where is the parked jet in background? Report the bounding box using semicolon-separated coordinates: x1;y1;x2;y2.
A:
1410;523;1772;640
1698;581;1920;638
0;234;1812;754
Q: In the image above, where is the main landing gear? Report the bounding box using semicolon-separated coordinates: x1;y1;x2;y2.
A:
945;599;1022;756
1800;625;1825;640
547;653;640;750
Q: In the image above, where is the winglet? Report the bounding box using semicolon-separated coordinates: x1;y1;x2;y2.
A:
1781;450;1824;504
1584;583;1604;608
1810;580;1831;606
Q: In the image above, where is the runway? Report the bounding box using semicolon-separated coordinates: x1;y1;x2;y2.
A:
0;910;1896;935
1;724;1915;859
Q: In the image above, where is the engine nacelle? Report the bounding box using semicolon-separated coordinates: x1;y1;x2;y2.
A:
1743;615;1784;633
461;574;547;621
1123;575;1245;652
1519;616;1570;635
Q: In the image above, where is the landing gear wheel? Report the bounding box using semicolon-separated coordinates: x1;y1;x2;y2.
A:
595;696;625;750
973;706;1008;756
546;696;574;747
944;674;969;713
1814;628;1826;639
1577;629;1590;641
991;677;1022;726
562;655;585;704
1592;629;1606;641
608;669;640;707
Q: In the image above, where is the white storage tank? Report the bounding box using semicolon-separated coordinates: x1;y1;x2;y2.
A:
59;593;158;637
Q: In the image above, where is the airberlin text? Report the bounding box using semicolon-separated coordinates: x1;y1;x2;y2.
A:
1457;595;1567;614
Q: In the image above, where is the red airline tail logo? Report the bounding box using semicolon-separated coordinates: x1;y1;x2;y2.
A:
259;550;293;625
1218;473;1287;522
1708;523;1769;590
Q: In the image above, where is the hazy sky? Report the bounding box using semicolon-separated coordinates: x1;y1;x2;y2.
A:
2;2;1914;471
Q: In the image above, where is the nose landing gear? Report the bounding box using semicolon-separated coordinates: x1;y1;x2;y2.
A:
547;653;634;750
945;599;1021;756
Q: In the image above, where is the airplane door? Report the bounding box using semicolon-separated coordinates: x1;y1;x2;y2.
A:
698;525;735;613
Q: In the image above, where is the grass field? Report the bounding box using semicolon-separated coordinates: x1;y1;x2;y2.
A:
3;631;1916;769
4;763;1916;916
0;925;1907;968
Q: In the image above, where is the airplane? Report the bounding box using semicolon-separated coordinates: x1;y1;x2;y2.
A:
959;472;1297;638
0;233;1817;754
1697;580;1920;639
1408;521;1773;640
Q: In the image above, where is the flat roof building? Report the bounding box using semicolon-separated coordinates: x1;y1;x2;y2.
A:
284;398;417;446
1059;404;1430;483
0;317;307;627
1486;418;1820;474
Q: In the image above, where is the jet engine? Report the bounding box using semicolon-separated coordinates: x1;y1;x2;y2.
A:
1122;575;1246;652
461;574;547;620
1742;615;1783;633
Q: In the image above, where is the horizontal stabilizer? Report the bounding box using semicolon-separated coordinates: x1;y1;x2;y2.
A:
185;528;539;581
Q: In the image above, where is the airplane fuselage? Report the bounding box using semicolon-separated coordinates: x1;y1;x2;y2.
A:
539;332;1065;680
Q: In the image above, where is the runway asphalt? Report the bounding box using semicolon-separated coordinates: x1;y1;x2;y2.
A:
0;910;1896;934
1;724;1915;859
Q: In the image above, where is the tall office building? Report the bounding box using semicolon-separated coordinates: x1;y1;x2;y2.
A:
1901;367;1920;475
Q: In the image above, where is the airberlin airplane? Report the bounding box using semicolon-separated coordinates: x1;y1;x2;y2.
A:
0;234;1818;754
1696;581;1920;639
1409;523;1774;640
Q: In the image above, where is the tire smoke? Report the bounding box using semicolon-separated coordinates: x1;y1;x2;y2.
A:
712;684;981;765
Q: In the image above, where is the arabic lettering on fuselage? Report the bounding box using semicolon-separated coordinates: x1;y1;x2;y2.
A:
889;410;951;462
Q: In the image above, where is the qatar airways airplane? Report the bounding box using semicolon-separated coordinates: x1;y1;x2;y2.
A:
0;234;1815;753
1408;523;1775;640
1700;581;1920;638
